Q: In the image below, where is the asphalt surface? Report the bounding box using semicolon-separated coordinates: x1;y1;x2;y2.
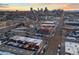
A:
47;14;64;55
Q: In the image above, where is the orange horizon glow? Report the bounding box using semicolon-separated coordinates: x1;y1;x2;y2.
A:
0;4;79;11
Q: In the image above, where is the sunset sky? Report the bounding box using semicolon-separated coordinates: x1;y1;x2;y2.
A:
0;3;79;11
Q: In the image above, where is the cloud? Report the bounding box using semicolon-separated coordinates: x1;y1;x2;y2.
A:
8;3;32;6
0;4;9;8
63;4;79;10
68;4;79;9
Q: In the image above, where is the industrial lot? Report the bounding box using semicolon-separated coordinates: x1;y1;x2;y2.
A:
0;7;79;55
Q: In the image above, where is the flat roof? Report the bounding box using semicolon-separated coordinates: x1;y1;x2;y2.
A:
15;27;28;30
10;36;42;46
41;24;55;27
64;21;79;24
0;44;35;55
64;26;79;30
0;50;15;55
41;21;56;24
65;36;79;43
65;41;79;55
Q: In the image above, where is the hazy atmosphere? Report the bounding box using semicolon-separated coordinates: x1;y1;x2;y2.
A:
0;3;79;11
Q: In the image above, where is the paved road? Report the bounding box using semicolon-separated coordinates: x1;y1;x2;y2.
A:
47;13;64;55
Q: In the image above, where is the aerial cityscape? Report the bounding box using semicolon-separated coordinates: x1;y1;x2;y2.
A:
0;3;79;55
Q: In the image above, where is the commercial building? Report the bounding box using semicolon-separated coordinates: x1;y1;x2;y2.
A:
63;18;79;55
0;36;46;55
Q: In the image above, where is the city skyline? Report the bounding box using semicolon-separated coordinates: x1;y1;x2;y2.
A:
0;3;79;11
